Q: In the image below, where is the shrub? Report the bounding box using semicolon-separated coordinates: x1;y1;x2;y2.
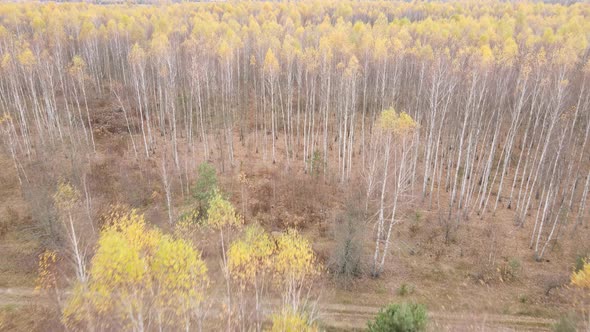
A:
270;310;318;332
308;150;324;178
176;207;206;227
408;211;422;236
396;283;415;296
574;253;588;273
367;303;427;332
500;258;521;282
552;313;577;332
191;162;218;217
571;259;589;289
413;211;422;222
330;206;363;284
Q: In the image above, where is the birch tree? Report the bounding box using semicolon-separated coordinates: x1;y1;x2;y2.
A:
370;109;417;277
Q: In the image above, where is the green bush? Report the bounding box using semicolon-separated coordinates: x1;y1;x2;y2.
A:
176;207;206;227
191;162;218;216
408;211;422;236
575;253;588;273
367;303;427;332
552;313;577;332
500;257;521;282
308;150;325;178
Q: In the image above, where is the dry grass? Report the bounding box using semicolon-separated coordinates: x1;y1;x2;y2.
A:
0;155;40;288
0;304;61;332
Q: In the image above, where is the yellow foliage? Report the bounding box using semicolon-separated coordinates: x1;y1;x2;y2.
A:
173;215;199;241
99;204;133;229
79;20;95;41
151;234;209;313
150;33;169;58
61;282;91;330
542;27;556;45
417;44;434;61
128;43;145;65
555;45;578;68
228;224;274;287
274;229;319;283
207;191;243;230
68;55;86;77
102;209;160;253
397;112;418;133
378;108;398;131
0;25;8;39
92;227;149;287
17;47;35;68
0;0;583;71
1;53;11;70
0;112;11;125
303;47;319;73
344;55;360;78
499;37;518;65
264;48;280;76
63;209;208;330
238;171;250;186
479;44;495;66
35;250;57;294
572;260;590;290
53;181;80;211
377;108;418;136
374;37;388;60
31;15;45;33
217;40;232;60
176;206;201;228
269;310;318;332
318;36;334;61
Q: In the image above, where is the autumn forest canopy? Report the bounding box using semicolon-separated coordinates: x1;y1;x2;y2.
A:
0;0;590;331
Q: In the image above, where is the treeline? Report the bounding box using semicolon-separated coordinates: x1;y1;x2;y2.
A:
0;1;589;260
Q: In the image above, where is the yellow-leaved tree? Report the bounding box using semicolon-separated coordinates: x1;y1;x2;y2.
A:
207;189;243;260
54;181;87;283
370;109;418;277
226;225;321;331
68;54;95;151
228;224;274;331
274;229;321;314
207;190;243;330
62;209;208;332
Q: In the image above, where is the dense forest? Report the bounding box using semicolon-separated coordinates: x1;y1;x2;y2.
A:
0;1;589;331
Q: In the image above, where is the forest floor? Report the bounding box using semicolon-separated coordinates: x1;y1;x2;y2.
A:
0;95;589;331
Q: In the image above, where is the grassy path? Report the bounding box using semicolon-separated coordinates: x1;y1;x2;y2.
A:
0;288;556;331
320;302;555;331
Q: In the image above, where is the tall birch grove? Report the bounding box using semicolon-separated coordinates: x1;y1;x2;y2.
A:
2;1;590;330
0;0;589;282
